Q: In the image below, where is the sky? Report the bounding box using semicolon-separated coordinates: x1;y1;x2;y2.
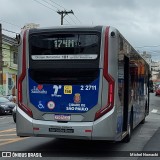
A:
1;0;160;61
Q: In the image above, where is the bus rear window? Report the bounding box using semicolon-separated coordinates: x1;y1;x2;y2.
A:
29;33;100;60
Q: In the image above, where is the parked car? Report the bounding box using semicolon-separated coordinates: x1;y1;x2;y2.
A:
3;95;13;101
3;95;16;103
0;97;17;115
155;86;160;96
12;106;16;123
155;84;160;96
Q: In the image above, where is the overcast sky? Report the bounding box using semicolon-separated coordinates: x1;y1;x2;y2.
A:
1;0;160;61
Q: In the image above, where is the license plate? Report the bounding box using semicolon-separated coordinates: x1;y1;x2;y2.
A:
49;128;74;133
54;114;71;121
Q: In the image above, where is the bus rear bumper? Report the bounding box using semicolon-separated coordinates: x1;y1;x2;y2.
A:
16;107;116;140
16;108;92;139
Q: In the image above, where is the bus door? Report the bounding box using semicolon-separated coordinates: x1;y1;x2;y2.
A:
122;55;129;131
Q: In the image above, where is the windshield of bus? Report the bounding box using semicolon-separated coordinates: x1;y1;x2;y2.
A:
29;33;100;60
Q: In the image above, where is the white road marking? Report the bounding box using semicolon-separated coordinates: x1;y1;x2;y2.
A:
151;109;158;113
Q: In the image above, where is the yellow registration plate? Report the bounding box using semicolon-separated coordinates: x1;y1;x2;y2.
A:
64;85;72;94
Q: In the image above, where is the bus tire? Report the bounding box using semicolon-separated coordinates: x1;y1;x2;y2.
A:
0;108;5;115
141;117;145;124
141;102;147;124
123;111;133;143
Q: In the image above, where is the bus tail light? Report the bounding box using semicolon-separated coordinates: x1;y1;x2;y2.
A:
95;76;115;120
18;30;33;118
95;27;115;120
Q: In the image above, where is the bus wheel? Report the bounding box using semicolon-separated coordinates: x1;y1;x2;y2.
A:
123;112;133;143
0;108;5;115
141;102;147;124
141;117;145;124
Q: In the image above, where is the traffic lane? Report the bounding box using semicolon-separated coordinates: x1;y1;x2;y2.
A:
0;118;157;156
0;114;27;149
0;94;159;159
0;111;152;151
0;127;29;148
0;137;141;159
0;115;15;131
136;94;160;160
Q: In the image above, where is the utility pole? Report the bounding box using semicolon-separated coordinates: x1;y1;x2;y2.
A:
57;10;74;25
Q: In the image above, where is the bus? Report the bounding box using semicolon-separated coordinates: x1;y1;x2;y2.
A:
17;26;150;142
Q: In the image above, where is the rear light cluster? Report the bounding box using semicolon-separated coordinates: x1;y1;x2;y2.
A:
95;27;115;120
18;30;33;118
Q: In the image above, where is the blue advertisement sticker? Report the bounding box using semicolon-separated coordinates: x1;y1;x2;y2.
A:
29;71;100;113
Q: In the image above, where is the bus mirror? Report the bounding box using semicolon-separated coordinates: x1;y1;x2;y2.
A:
16;34;21;45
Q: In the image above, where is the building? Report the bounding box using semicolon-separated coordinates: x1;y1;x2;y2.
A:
151;61;160;71
0;23;40;96
141;51;160;83
141;51;152;64
0;34;18;96
151;61;160;83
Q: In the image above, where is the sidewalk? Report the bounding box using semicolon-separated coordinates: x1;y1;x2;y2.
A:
138;127;160;160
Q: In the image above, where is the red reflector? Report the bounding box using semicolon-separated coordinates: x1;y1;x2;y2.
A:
85;130;92;133
33;127;39;131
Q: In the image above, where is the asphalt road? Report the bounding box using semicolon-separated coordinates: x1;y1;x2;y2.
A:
0;93;160;160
